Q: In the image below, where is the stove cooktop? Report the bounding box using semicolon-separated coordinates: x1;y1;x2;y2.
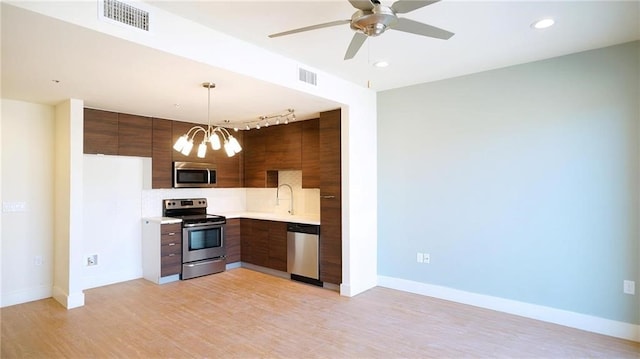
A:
162;198;225;226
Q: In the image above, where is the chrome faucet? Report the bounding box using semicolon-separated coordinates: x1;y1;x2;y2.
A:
277;184;294;215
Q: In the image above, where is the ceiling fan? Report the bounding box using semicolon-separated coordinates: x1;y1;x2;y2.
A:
268;0;454;60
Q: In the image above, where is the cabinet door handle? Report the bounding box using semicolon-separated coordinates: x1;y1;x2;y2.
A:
168;243;176;246
167;232;176;236
168;253;175;257
321;195;336;199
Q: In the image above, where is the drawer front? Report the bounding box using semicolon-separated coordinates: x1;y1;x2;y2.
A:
161;254;182;277
161;233;181;248
161;242;181;256
161;223;181;235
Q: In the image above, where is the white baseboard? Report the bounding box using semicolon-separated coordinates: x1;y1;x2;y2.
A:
82;270;143;290
52;285;85;309
1;284;52;308
378;275;639;342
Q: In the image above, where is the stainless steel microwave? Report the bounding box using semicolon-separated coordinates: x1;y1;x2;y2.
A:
173;162;217;188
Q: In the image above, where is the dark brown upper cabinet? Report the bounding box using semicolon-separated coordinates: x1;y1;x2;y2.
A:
265;122;302;170
84;108;118;155
152;118;173;189
302;118;320;188
243;129;267;187
118;113;152;157
84;108;152;158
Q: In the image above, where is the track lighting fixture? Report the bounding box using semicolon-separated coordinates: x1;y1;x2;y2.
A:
243;109;296;130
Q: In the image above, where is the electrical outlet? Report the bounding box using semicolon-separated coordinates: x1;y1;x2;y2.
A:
87;254;98;266
623;280;635;295
423;253;430;264
416;252;423;263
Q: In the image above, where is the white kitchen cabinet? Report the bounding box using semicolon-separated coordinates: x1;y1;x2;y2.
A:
142;218;182;284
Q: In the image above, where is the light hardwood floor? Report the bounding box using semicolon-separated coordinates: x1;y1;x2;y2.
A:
2;268;638;358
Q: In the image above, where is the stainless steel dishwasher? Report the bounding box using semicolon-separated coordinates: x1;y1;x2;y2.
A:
287;223;322;286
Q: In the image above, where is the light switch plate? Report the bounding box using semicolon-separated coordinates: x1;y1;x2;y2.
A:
2;201;27;212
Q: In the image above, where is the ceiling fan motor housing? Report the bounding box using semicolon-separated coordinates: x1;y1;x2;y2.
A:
350;4;397;36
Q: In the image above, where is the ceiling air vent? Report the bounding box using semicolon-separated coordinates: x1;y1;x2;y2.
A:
299;67;317;86
100;0;150;31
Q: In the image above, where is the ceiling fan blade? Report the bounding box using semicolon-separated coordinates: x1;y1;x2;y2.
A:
344;32;367;60
391;0;440;14
348;0;375;11
392;18;454;40
269;19;350;38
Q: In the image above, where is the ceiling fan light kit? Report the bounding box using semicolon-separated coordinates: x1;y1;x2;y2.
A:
173;82;243;158
269;0;454;60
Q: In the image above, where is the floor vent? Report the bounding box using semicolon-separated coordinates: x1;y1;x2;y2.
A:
299;67;317;86
101;0;150;31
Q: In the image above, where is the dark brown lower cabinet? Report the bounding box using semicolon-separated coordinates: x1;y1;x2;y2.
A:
160;223;182;277
225;218;241;263
240;219;287;272
267;221;287;272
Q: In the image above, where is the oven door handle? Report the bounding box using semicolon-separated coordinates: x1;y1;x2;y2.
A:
183;222;223;228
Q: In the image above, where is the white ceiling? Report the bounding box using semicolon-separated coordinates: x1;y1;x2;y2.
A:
2;1;639;127
149;0;640;90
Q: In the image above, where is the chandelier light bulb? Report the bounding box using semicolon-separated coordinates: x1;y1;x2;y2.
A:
181;138;194;156
210;133;221;150
197;142;207;158
173;135;188;152
224;140;235;157
229;135;242;153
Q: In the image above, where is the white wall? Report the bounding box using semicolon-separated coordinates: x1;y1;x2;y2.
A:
1;99;55;306
53;99;85;309
82;155;149;289
378;42;639;338
10;1;379;297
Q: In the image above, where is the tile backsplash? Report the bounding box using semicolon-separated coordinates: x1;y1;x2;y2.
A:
246;170;319;216
142;170;319;217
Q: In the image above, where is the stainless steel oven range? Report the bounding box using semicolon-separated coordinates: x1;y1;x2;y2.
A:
162;198;226;280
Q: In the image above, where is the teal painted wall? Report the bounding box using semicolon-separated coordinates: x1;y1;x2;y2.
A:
377;41;639;324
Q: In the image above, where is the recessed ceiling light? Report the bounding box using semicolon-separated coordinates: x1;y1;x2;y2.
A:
532;18;555;29
373;61;389;68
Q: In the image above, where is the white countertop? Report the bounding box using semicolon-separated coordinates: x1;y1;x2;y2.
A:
143;217;183;224
219;211;320;225
144;212;319;226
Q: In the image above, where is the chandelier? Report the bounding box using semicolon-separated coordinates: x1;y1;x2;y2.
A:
172;82;242;158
